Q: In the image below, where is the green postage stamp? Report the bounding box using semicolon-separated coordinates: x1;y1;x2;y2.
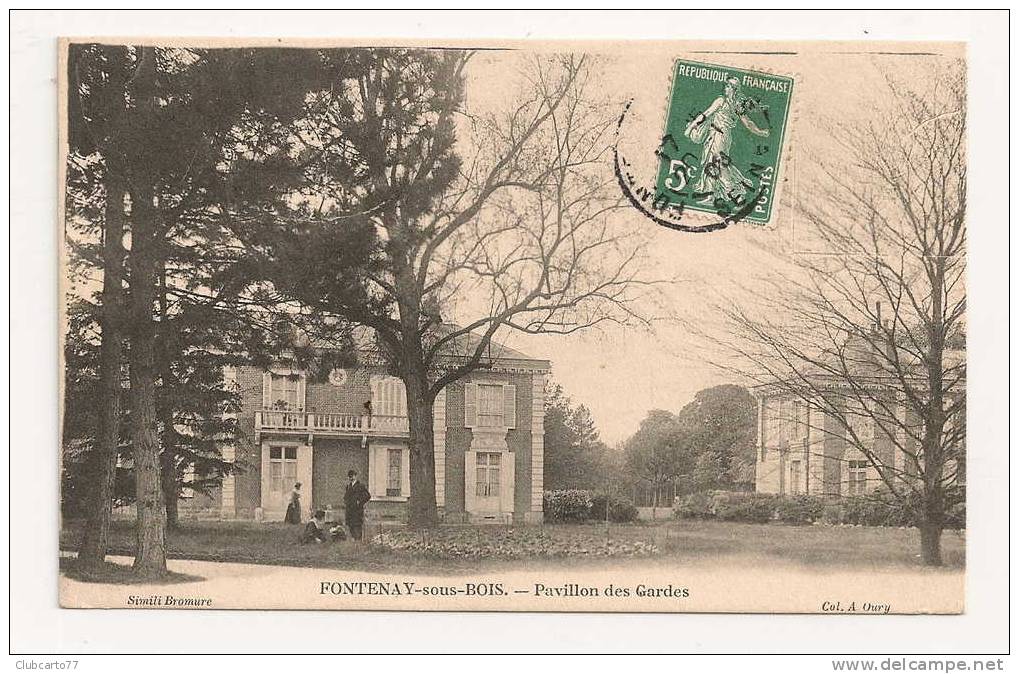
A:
654;59;794;225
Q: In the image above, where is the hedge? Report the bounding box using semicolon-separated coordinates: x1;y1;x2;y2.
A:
543;489;638;524
675;490;965;529
590;493;639;523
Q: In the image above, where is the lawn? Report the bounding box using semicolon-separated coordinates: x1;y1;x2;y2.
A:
60;518;964;575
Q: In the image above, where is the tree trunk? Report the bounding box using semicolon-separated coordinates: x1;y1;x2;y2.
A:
77;173;126;570
156;263;179;531
128;209;167;576
919;519;943;567
127;45;167;578
160;450;179;530
404;372;438;528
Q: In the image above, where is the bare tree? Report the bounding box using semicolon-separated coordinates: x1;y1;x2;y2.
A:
262;51;658;527
718;62;965;566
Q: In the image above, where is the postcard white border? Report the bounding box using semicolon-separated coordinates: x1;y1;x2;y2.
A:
8;8;1010;658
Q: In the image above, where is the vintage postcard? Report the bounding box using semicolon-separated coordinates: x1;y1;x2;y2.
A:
58;37;967;614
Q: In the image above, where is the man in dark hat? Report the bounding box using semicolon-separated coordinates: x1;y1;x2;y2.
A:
344;469;371;541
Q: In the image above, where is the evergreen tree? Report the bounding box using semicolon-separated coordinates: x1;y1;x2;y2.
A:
543;383;611;489
64;43;332;572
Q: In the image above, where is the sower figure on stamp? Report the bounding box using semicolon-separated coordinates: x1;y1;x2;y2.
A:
684;76;770;203
344;469;371;541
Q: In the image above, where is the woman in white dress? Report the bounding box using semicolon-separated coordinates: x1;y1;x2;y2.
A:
684;76;770;204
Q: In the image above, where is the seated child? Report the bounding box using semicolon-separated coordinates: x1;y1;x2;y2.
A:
328;523;347;542
300;509;329;544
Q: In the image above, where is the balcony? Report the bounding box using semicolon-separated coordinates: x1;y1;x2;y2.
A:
255;410;409;440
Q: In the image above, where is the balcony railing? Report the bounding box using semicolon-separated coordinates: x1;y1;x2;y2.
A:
255;410;409;436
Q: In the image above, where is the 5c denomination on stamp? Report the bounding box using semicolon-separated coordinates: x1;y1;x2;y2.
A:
654;59;793;227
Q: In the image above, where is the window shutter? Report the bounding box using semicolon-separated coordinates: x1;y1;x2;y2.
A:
367;445;383;497
262;372;272;409
297;444;313;519
259;443;271;517
297;375;306;411
370;377;380;414
401;448;411;497
464;451;477;513
501;452;515;515
503;384;516;430
464;383;478;428
393;379;405;416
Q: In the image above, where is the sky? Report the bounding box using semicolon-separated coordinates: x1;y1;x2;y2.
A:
458;42;963;445
59;41;963;447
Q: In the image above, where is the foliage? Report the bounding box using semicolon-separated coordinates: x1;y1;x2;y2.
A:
543;382;615;489
623;410;695;494
589;493;639;523
676;385;758;491
771;495;826;525
61;447;134;518
674;490;966;530
372;527;658;559
64;44;343;542
542;489;594;523
713;494;776;524
542;489;638;524
59;517;965;572
620;386;758;501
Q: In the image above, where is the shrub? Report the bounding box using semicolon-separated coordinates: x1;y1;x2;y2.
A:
543;489;593;523
590;493;639;523
838;491;917;527
715;493;776;523
674;491;715;519
945;502;966;530
673;489;965;530
773;495;826;524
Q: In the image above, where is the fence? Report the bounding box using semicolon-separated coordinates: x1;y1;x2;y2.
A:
630;481;678;509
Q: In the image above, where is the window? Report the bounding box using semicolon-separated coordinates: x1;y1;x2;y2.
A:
764;397;781;452
789;460;801;495
465;382;516;429
777;398;788;443
475;452;501;497
269;446;298;506
372;377;407;417
478;384;504;428
270;374;301;410
846;405;875;447
792;400;806;442
846;460;868;495
386;448;402;497
370;445;409;499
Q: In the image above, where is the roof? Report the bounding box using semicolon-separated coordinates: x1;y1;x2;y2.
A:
751;328;965;396
306;323;550;372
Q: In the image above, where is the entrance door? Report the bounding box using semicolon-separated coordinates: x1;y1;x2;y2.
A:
474;452;502;512
267;446;298;515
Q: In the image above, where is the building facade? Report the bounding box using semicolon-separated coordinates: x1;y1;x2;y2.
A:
182;345;549;524
754;383;962;497
753;388;902;497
